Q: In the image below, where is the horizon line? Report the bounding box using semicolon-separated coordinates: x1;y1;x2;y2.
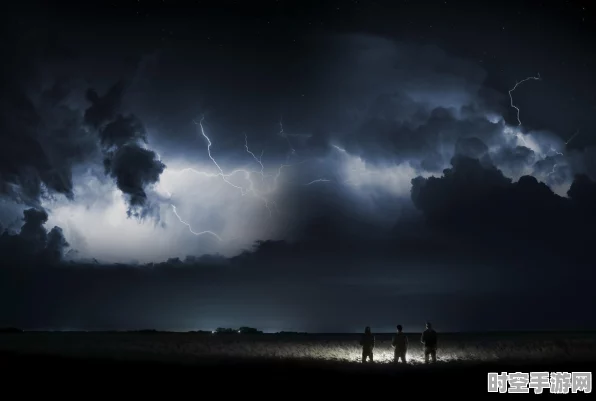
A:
4;328;596;334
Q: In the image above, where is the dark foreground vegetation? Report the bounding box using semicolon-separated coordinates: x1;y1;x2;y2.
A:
1;331;594;395
2;350;594;396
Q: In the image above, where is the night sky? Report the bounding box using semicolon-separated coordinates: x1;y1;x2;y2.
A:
1;0;595;333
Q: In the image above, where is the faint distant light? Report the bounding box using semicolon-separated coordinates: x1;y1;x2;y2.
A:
211;330;216;334
238;330;241;333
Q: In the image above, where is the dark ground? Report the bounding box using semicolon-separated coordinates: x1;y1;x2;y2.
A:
2;351;594;396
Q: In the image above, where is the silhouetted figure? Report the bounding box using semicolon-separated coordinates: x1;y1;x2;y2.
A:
421;322;438;363
392;324;408;363
359;326;375;363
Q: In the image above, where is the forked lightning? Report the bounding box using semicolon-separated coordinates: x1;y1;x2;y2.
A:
164;116;328;240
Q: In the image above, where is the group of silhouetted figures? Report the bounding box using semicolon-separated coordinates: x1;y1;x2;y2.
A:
359;322;438;364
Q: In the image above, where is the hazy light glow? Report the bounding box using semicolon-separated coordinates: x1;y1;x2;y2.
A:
325;348;461;364
43;181;196;263
337;151;437;198
0;333;489;365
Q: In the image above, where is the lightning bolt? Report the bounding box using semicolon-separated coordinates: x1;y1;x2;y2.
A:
502;73;542;152
304;179;331;185
278;117;296;161
565;129;580;145
332;144;347;153
152;151;223;240
170;205;222;240
193;116;287;216
159;116;329;239
277;116;314;161
509;73;541;127
195;116;251;196
507;73;541;148
508;75;578;163
506;75;582;187
244;133;265;182
547;164;558;177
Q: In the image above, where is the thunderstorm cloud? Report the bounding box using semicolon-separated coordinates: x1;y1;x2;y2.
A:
1;6;595;332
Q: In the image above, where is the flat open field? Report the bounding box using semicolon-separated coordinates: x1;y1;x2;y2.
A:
2;331;595;394
2;331;596;364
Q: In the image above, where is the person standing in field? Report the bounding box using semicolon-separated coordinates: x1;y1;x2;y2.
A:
392;324;408;363
421;321;438;363
359;326;375;363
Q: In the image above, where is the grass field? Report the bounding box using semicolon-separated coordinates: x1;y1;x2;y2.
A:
1;331;595;365
1;331;595;394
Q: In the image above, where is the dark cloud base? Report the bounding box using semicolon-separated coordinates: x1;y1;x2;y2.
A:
1;154;595;331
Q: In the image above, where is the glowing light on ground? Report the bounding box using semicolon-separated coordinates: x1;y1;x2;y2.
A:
3;333;590;366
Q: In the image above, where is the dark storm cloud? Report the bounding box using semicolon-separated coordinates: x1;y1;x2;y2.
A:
0;85;90;205
84;82;166;219
410;155;596;262
0;208;69;265
1;3;595;333
20;208;50;247
84;82;127;130
285;34;596;197
45;226;70;262
99;115;148;149
453;136;491;163
490;146;537;175
124;34;494;161
112;32;591;260
0;19;99;207
294;35;505;158
104;144;166;219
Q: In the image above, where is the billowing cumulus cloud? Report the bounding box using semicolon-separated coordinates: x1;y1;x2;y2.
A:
84;83;166;220
411;155;596;267
0;29;594;269
0;49;98;207
0;208;70;265
20;208;51;247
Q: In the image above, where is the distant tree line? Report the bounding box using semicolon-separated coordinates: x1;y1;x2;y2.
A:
0;327;23;333
213;327;264;334
0;327;310;335
209;328;308;335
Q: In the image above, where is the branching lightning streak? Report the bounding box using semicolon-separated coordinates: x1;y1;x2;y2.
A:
507;73;541;148
278;117;296;163
153;152;223;241
304;179;331;185
161;116;329;239
565;129;580;145
332;145;347;153
509;73;541;127
244;133;265;182
170;205;222;240
187;118;275;216
508;75;578;162
507;75;573;184
195;116;250;196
